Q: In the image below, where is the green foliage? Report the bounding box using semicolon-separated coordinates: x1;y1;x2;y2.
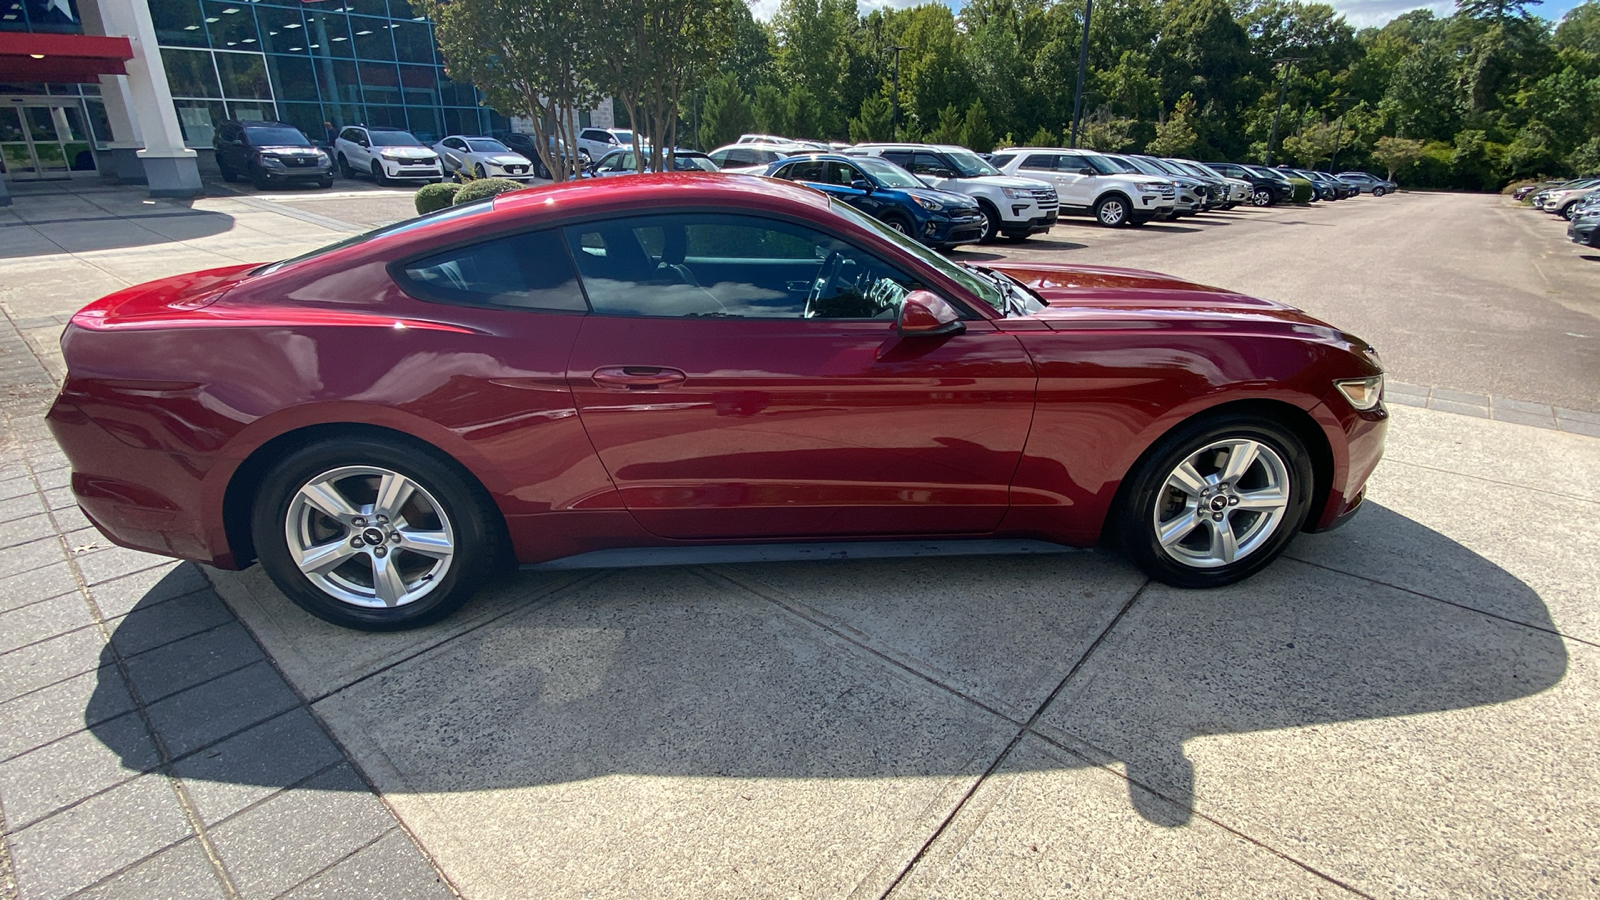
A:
963;98;997;152
700;73;755;149
849;95;895;144
1282;120;1342;167
414;182;461;215
1026;125;1058;147
452;178;524;206
1372;135;1427;181
929;104;966;144
753;84;786;135
1147;93;1199;156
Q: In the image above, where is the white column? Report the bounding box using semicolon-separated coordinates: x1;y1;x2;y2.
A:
81;0;201;197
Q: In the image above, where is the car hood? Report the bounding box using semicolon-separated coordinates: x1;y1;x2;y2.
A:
478;154;528;165
1120;174;1172;188
989;262;1352;338
377;146;436;158
258;146;320;155
904;187;979;209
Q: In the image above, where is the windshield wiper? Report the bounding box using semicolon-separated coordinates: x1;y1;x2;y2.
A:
965;265;1028;316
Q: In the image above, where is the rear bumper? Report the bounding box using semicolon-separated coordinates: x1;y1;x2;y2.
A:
45;395;238;568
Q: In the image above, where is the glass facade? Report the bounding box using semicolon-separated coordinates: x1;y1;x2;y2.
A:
142;0;503;147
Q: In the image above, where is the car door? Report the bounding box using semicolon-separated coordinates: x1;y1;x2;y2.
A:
435;138;463;174
1052;152;1100;207
903;151;958;192
561;211;1037;540
827;160;890;219
1017;153;1075;206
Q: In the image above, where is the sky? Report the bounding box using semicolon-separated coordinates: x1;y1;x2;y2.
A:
747;0;1589;29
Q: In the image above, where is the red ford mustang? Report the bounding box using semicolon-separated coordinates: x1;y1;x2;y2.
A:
47;175;1386;630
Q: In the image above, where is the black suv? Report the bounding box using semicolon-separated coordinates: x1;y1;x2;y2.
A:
213;120;333;190
1207;162;1295;207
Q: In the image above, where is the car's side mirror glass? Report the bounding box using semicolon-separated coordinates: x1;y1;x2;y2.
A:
898;290;966;337
1078;167;1096;176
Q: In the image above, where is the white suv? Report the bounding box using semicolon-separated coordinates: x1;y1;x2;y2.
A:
333;125;443;185
988;148;1175;227
576;128;640;165
846;144;1058;243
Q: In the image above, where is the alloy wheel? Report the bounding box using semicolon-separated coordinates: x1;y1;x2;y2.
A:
1252;189;1271;207
1151;438;1291;569
1097;199;1126;226
284;465;456;608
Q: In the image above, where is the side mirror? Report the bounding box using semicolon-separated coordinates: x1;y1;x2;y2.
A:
1078;167;1096;176
898;290;966;337
850;178;873;192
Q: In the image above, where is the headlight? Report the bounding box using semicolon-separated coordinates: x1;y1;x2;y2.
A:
1001;187;1032;200
913;196;944;211
257;154;285;168
316;150;330;164
1335;375;1384;411
380;151;404;161
1137;184;1160;193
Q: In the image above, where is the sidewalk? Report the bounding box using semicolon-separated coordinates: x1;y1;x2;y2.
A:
2;183;1598;899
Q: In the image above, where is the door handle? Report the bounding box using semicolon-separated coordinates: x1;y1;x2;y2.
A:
591;366;687;390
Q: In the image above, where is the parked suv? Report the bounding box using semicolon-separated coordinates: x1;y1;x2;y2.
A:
989;148;1174;227
333;125;442;185
213;120;332;190
1099;154;1203;217
1336;171;1397;196
495;132;581;180
576;128;639;165
1207;162;1295;206
848;143;1058;242
708;143;793;174
765;153;986;248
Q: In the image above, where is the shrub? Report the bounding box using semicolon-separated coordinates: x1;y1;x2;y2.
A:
414;181;461;215
452;177;524;206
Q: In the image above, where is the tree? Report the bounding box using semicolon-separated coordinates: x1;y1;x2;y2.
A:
849;94;894;143
414;0;597;181
930;103;966;144
964;98;997;151
1148;93;1200;156
585;0;740;172
1372;135;1425;180
785;87;825;139
753;84;787;135
774;0;859;137
1080;106;1137;151
1282;119;1341;166
700;72;755;149
1026;125;1057;146
1380;41;1461;141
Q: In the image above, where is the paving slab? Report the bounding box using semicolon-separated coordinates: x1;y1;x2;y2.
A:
888;735;1350;899
7;773;191;900
0;666;132;763
311;567;1017;900
0;712;159;829
715;553;1143;721
1032;560;1598;897
73;839;226;900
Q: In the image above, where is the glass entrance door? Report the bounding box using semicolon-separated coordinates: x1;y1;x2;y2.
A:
0;103;97;181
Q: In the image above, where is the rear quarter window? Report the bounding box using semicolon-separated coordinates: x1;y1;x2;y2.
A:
396;230;588;312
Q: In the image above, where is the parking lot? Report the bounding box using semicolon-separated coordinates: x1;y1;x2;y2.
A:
2;181;1598;899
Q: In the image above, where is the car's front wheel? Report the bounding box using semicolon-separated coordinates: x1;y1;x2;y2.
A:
1094;194;1129;227
975;202;1001;244
251;436;500;631
1251;188;1273;207
1372;186;1387;197
1114;413;1313;589
338;154;353;179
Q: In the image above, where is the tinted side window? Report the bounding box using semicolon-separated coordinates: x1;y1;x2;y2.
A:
1019;154;1058;170
909;152;950;175
398;230;587;312
989;153;1016;168
784;160;826;182
880;150;913;167
563;214;913;320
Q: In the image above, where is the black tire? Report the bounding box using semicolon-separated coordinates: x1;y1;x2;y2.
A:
881;213;914;237
975;201;1002;244
1372;186;1386;197
371;160;388;186
474;163;488;180
1003;231;1031;243
1561;202;1578;220
218;156;238;183
1126;217;1150;227
1112;413;1314;589
317;175;334;189
250;436;501;631
250;168;271;191
1251;188;1273;207
338;154;353;179
1094;193;1131;227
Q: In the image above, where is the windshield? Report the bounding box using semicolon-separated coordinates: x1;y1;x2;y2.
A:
1247;165;1290;182
467;139;510;153
856;157;923;189
256;200;500;276
673;156;717;172
1170;161;1212;179
1119;155;1168;177
245;126;311;147
613;130;634;144
1190;162;1229;179
370;130;422;147
1082;154;1124;176
1097;155;1141;175
946;149;1001;177
827;199;1006;313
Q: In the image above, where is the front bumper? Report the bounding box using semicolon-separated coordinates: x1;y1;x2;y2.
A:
381;159;445;180
1569;219;1599;247
925;212;987;245
257;160;332;182
1002;208;1059;235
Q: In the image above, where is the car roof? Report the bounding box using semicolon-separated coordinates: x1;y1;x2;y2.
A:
492;173;831;218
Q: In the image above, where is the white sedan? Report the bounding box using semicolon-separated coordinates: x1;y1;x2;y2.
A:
432;135;537;182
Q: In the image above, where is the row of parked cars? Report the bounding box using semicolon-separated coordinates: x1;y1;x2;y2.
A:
1519;177;1600;248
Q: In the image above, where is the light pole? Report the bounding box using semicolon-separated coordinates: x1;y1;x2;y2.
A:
1328;95;1357;172
1264;57;1304;166
888;45;909;142
1068;0;1094;148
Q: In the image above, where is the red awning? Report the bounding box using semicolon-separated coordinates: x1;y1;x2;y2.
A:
0;32;135;83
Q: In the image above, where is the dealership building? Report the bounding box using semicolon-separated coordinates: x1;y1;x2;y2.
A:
1;0;525;202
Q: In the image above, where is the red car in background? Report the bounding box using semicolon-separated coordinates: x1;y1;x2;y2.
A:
47;175;1387;631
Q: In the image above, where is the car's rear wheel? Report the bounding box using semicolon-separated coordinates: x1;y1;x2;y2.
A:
251;437;499;631
1113;413;1313;589
1094;194;1129;227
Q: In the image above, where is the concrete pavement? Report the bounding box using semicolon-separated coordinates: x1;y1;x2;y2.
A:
1;181;1598;898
